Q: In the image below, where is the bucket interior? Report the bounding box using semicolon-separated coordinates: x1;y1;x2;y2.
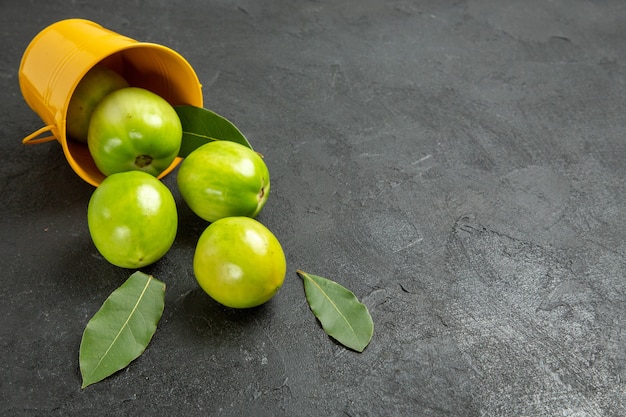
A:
63;45;203;186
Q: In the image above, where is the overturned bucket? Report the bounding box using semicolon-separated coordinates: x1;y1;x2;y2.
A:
19;19;203;186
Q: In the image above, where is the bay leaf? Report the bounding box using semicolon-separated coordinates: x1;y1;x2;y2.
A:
174;105;252;157
297;270;373;352
79;271;165;388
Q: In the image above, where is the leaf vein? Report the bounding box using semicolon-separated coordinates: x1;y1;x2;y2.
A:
182;131;218;141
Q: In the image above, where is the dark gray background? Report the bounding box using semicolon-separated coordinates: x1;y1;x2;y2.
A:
1;1;625;416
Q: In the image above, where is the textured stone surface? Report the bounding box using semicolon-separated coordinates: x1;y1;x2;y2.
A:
1;1;625;416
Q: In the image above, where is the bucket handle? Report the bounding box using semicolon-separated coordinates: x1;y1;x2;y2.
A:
23;125;57;145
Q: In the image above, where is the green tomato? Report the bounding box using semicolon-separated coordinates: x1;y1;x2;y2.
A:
66;64;129;143
194;217;286;308
177;141;270;223
87;171;178;269
88;87;182;177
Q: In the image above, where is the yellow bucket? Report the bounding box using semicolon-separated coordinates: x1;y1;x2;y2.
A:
19;19;203;186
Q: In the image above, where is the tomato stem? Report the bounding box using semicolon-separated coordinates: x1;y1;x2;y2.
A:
135;154;153;168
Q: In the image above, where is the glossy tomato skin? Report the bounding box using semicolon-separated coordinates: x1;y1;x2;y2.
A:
177;141;270;223
66;64;129;143
87;171;178;268
193;217;286;308
88;87;182;177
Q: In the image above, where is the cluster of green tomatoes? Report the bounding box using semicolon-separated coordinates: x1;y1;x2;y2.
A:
69;64;286;308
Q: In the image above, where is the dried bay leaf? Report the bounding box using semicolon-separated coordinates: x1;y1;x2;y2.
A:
79;271;165;388
297;270;373;352
174;105;252;157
